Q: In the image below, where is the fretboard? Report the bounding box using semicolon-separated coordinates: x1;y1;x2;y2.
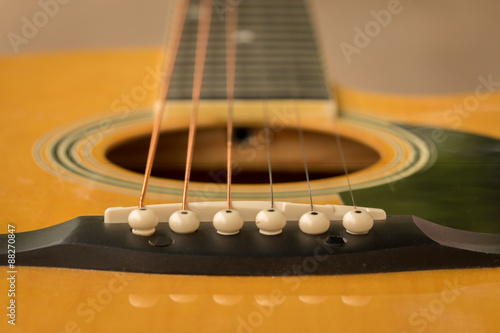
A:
167;0;330;100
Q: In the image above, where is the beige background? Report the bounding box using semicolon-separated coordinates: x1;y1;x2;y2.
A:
1;0;499;94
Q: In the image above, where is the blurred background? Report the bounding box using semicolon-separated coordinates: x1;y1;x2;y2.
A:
1;0;499;95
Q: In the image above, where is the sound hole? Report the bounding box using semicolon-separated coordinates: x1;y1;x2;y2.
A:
106;127;379;184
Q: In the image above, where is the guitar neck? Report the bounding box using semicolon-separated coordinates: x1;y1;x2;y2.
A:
168;0;331;100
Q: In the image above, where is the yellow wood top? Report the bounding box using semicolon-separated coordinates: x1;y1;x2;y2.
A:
1;266;499;332
1;49;499;332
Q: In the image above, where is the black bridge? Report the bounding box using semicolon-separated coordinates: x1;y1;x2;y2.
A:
1;216;500;275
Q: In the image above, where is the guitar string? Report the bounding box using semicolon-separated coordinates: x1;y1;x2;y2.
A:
225;0;238;210
295;106;314;212
138;0;190;208
263;100;275;209
332;101;357;209
182;0;214;210
257;30;275;210
287;38;315;212
139;0;339;212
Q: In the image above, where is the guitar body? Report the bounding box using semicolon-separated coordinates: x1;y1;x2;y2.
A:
2;1;500;332
1;46;499;333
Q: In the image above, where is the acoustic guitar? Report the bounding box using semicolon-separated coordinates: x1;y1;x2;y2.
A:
1;0;500;332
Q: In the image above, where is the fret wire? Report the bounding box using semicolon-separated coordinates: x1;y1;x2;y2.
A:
168;86;329;92
181;36;317;43
167;91;330;100
181;27;315;34
173;65;324;72
176;77;326;82
179;39;319;46
177;48;321;55
170;84;327;90
174;59;323;66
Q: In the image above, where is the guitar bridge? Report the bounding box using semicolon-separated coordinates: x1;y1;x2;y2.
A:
2;211;500;275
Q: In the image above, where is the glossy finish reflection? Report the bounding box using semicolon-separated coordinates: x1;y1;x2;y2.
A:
3;267;499;332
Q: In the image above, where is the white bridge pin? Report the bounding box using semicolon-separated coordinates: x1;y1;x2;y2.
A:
255;209;286;235
169;210;200;234
342;209;374;235
213;209;244;235
299;211;330;235
128;207;159;236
